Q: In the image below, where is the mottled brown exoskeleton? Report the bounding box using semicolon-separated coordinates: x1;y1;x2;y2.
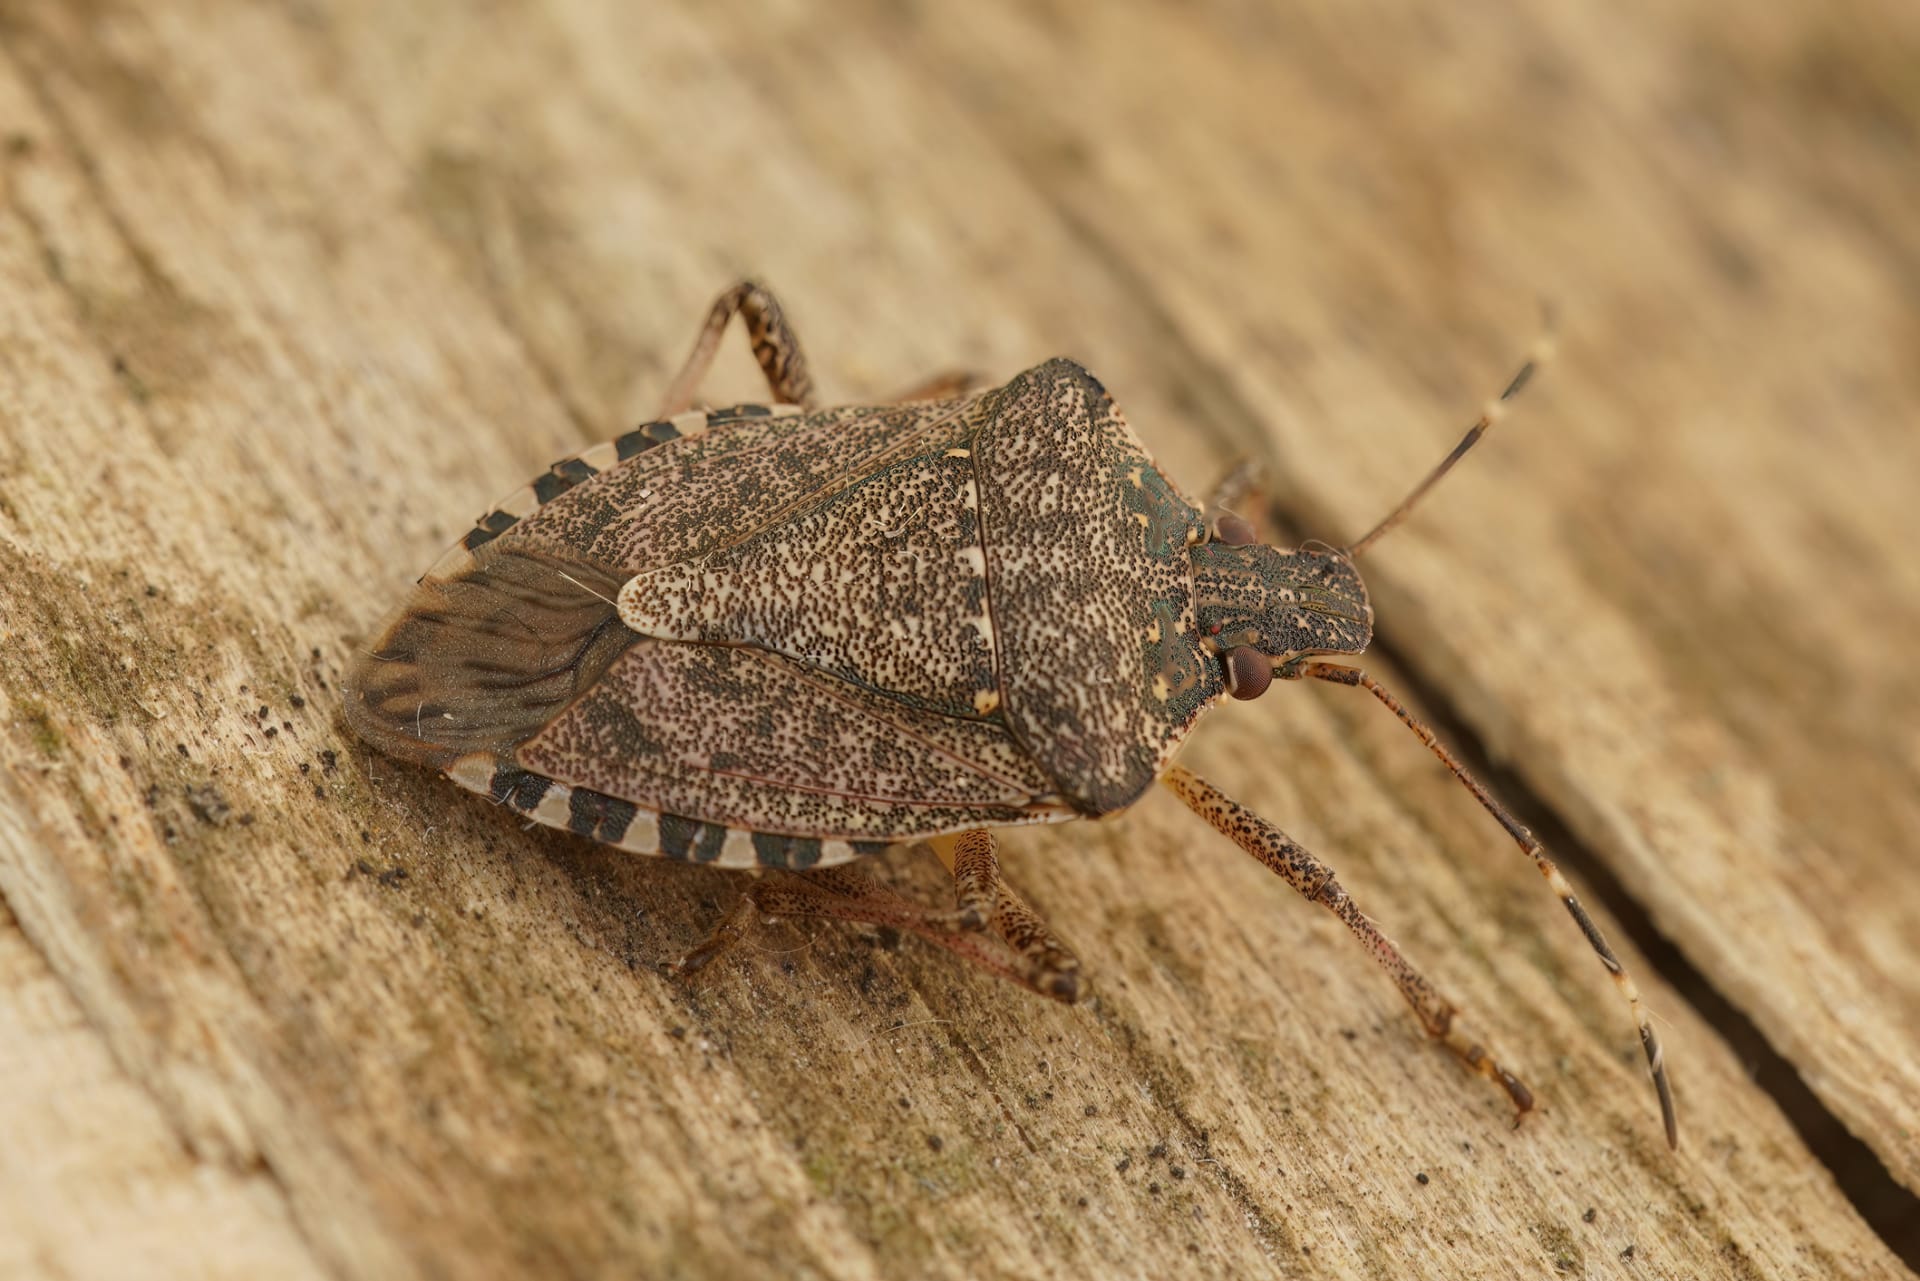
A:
344;282;1676;1147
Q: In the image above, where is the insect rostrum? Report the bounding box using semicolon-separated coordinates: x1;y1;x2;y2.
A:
344;281;1676;1148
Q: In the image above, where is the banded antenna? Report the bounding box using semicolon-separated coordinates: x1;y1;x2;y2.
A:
1344;308;1558;559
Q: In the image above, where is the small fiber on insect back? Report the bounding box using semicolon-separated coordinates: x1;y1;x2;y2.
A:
489;766;552;813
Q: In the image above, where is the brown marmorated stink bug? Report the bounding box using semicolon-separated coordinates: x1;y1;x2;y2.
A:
343;282;1676;1147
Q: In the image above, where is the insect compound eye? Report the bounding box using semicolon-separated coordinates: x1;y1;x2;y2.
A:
1211;511;1258;547
1225;645;1273;700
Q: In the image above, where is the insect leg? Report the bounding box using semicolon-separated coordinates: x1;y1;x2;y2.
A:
1204;459;1266;545
1205;458;1266;515
1291;660;1677;1148
888;370;983;402
667;867;977;979
1162;764;1535;1123
927;830;1081;1001
667;894;763;978
668;854;1081;1003
658;279;816;415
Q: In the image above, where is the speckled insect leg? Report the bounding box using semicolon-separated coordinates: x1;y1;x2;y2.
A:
943;831;997;929
928;831;1082;1001
658;279;816;415
1290;660;1678;1147
1162;764;1535;1123
670;851;1082;1002
889;370;983;402
1205;459;1265;514
667;895;763;978
787;853;1082;1002
1204;459;1266;545
666;872;930;980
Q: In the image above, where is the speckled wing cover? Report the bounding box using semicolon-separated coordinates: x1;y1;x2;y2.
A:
344;359;1222;869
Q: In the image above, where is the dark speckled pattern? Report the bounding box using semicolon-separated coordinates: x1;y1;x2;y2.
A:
346;360;1325;860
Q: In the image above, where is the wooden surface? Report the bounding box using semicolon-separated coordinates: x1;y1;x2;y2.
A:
2;2;1917;1278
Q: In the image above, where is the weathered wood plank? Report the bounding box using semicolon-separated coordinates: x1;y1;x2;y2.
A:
0;1;1912;1278
0;896;325;1281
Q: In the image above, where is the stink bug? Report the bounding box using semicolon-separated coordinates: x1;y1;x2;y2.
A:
344;282;1676;1147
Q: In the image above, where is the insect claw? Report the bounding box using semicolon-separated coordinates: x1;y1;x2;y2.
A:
1034;966;1082;1004
1501;1070;1536;1127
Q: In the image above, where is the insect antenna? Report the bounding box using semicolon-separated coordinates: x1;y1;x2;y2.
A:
1343;308;1557;559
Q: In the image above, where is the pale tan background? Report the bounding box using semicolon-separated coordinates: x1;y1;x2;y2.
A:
1;2;1917;1278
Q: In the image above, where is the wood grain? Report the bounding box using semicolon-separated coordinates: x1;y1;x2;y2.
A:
1;1;1915;1277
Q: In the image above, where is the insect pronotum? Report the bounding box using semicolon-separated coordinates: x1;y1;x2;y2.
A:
344;282;1676;1147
